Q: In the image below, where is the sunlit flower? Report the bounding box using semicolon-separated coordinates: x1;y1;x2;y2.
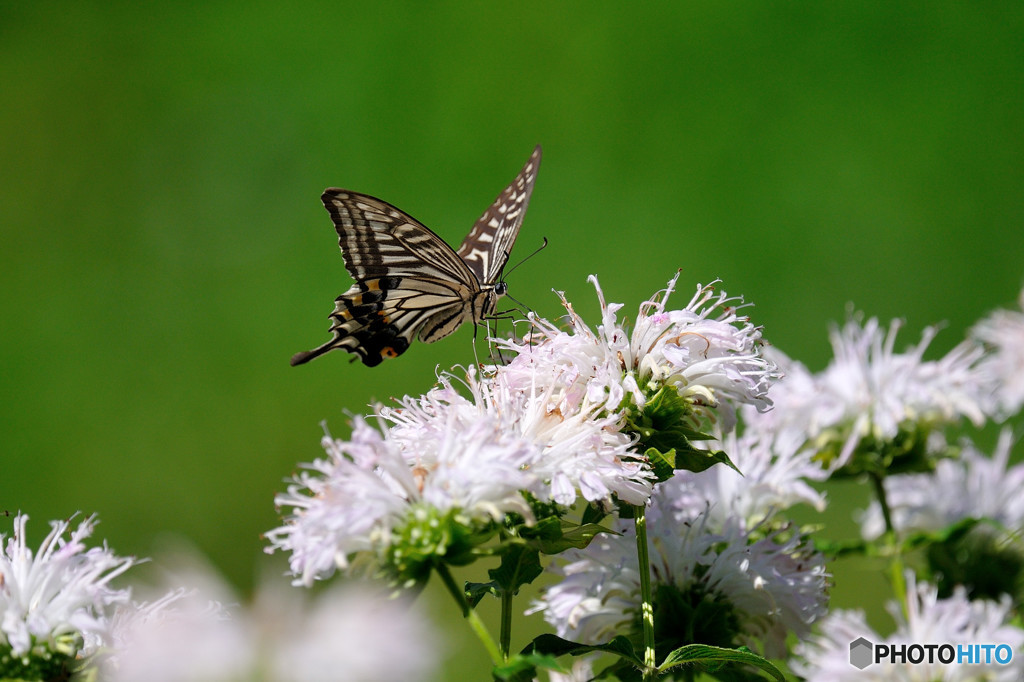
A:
528;527;640;646
971;286;1024;419
532;477;828;658
266;414;537;586
497;274;779;436
792;574;1024;681
0;513;134;674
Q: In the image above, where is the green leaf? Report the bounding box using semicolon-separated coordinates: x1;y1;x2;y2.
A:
903;517;982;551
465;580;498;608
582;502;609;526
560;523;615;549
668;445;740;476
519;517;615;554
658;644;785;680
488;544;543;596
522;634;643;667
645;446;677;481
812;537;872;558
519;516;565;544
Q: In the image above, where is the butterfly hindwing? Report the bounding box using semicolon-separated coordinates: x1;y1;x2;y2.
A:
292;146;541;367
289;275;471;367
457;145;541;285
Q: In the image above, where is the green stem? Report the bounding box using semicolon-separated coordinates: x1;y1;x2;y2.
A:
500;587;514;661
868;471;907;618
634;505;657;679
868;470;895;536
436;562;504;666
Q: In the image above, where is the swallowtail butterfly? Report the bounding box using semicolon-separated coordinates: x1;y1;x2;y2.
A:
291;145;541;367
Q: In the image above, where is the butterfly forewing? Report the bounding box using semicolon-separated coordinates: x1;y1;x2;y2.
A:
457;145;542;285
292;146;541;367
322;192;475;284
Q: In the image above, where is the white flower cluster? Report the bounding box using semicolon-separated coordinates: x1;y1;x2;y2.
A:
530;331;832;660
382;370;647;508
267;409;543;586
792;574;1024;681
268;275;778;585
532;472;829;659
496;274;778;433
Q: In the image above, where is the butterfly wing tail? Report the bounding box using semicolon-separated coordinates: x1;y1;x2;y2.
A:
290;343;340;366
291;325;407;367
292;292;414;367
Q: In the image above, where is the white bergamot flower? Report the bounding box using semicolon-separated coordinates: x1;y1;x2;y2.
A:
0;514;135;677
667;428;827;531
266;412;538;586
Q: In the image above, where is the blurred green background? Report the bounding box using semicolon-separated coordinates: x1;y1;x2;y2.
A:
3;2;1023;677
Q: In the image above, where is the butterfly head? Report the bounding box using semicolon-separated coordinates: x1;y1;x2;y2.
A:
494;281;508;297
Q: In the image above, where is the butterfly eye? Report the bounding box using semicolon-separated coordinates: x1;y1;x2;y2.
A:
494;282;508;296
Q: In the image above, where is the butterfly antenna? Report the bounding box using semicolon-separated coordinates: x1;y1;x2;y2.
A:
500;237;548;282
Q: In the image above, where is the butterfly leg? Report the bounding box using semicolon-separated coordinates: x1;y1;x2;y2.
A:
470;318;484;369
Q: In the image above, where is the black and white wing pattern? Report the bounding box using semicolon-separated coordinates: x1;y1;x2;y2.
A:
291;146;542;367
457;145;541;284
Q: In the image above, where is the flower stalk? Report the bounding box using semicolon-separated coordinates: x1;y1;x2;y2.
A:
500;588;514;661
634;505;657;679
868;469;908;620
436;562;503;666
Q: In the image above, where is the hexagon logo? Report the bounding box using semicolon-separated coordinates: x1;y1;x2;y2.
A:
849;637;873;669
